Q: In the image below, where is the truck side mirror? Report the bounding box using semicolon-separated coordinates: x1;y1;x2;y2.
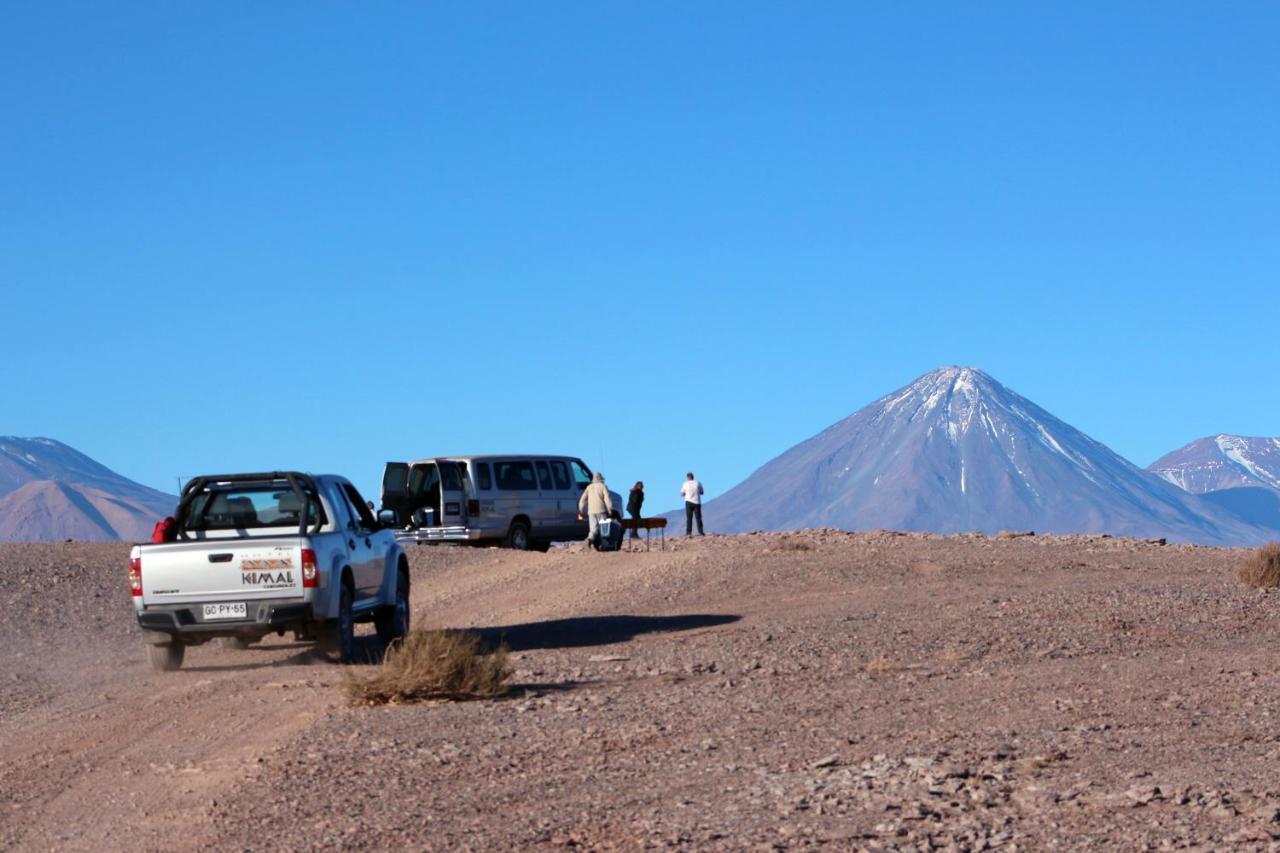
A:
377;509;398;528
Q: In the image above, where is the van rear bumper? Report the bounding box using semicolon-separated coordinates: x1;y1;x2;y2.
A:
137;599;314;638
395;526;485;545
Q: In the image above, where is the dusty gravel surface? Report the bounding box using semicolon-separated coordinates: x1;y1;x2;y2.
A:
4;532;1280;850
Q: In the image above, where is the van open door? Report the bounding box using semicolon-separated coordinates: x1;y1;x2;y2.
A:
381;462;410;524
438;460;469;527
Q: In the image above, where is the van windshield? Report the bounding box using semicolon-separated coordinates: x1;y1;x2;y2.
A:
183;485;327;531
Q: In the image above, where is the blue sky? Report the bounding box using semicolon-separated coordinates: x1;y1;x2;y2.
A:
2;2;1278;507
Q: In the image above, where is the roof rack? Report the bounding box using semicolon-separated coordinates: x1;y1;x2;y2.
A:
176;472;320;538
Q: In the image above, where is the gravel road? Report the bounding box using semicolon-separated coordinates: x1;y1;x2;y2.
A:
3;532;1280;849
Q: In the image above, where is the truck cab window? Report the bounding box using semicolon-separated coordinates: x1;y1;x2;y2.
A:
341;483;377;530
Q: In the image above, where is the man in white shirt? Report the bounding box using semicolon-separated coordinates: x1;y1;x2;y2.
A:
680;472;704;536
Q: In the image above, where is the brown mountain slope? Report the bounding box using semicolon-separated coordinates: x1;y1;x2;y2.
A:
0;480;166;542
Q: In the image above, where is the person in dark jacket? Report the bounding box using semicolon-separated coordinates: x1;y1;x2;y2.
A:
626;481;644;540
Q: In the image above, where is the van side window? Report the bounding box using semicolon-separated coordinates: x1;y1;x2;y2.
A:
535;460;553;491
571;460;592;489
494;461;538;490
475;462;492;491
550;461;571;491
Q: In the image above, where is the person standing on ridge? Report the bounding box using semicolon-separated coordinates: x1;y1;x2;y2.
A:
680;472;704;536
627;481;645;540
577;472;614;550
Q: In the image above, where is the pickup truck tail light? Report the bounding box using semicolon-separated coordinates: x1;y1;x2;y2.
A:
467;499;480;516
129;556;142;597
301;548;318;588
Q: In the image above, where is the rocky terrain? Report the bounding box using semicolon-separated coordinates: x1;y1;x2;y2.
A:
4;532;1280;849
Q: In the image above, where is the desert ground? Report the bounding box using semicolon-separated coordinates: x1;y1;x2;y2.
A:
3;531;1280;850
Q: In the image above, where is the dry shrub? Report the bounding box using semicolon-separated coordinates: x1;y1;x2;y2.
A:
344;629;511;706
1238;542;1280;589
772;537;812;552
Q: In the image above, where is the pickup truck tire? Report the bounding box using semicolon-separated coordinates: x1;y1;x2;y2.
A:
505;520;531;551
375;569;410;646
147;641;185;672
318;580;356;664
334;581;356;664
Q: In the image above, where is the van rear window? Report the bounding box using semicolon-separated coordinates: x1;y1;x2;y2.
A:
493;461;538;491
475;462;492;490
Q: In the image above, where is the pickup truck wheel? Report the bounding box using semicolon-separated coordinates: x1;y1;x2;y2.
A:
334;582;356;664
147;641;185;672
319;581;357;664
375;571;410;646
506;520;531;550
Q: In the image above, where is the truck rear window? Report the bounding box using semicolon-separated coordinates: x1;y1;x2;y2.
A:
183;486;327;531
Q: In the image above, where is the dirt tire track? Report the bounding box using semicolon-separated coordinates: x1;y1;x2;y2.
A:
0;637;339;850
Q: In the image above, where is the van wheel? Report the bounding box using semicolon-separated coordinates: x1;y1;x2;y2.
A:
147;641;185;672
506;520;531;550
375;570;410;646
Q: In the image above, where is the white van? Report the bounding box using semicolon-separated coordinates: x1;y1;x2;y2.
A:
380;455;624;551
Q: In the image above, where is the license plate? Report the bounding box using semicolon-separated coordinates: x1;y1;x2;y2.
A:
203;602;247;620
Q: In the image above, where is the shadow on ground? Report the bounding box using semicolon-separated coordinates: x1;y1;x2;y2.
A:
181;635;389;671
469;613;741;652
181;615;741;671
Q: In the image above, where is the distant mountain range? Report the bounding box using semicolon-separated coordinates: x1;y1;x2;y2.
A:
1149;435;1280;494
1148;435;1280;530
0;437;176;542
5;384;1277;546
686;368;1277;547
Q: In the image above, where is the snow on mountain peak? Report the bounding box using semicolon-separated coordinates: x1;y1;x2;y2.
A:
1149;434;1280;495
697;368;1274;544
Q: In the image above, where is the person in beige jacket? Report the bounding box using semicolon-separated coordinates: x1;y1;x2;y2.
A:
577;472;614;550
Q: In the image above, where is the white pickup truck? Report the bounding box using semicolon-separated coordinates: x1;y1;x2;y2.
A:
130;472;409;670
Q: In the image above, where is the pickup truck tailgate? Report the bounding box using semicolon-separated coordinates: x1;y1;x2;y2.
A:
139;540;306;605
